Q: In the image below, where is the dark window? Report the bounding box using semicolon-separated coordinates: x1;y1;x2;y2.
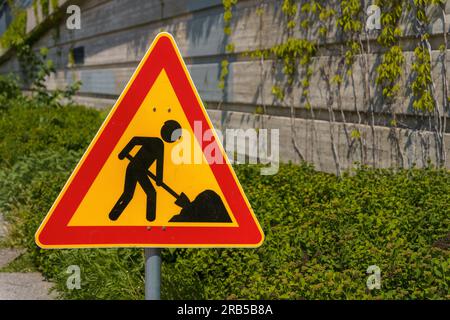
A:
72;46;85;65
0;2;12;36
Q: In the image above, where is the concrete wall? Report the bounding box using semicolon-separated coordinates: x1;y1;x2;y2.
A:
1;0;450;173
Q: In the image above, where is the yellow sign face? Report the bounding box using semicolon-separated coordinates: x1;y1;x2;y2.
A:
68;70;237;227
35;33;264;248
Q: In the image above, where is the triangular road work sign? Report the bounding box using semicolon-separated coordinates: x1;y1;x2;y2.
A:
35;33;264;248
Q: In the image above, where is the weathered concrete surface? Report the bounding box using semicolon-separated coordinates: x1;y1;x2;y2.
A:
0;249;24;269
0;273;56;300
63;99;450;173
207;109;450;174
0;213;56;300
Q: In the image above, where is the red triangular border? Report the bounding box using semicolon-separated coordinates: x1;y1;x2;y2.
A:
35;33;264;248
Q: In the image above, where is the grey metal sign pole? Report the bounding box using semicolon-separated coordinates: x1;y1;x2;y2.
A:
144;248;161;300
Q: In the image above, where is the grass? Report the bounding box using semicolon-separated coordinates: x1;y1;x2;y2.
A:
0;251;37;273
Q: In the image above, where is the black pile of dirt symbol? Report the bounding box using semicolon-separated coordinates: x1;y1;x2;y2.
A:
169;190;232;223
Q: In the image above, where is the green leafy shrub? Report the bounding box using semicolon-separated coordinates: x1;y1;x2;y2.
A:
0;75;22;111
0;75;21;99
0;101;102;166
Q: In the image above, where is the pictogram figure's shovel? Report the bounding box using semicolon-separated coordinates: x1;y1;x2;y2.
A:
125;154;191;208
125;154;231;223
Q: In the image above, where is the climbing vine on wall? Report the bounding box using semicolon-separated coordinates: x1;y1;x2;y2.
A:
410;0;448;167
220;0;449;168
410;0;443;113
0;1;26;49
337;0;371;164
412;41;435;112
281;0;297;30
270;38;317;105
0;0;80;105
219;0;238;90
270;0;333;109
223;0;238;37
337;0;363;70
375;0;405;101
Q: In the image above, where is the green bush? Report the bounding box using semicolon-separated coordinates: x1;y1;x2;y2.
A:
0;75;21;101
0;98;448;300
0;100;102;166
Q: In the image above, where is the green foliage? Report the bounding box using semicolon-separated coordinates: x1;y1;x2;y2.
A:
219;0;238;91
40;0;50;17
376;0;403;47
33;47;81;105
337;0;363;75
344;41;361;67
243;1;330;108
337;0;362;33
13;42;81;106
414;2;444;113
318;6;335;22
0;7;26;49
0;75;21;102
282;0;298;29
270;37;316;108
0;251;37;272
272;38;317;84
68;47;75;67
350;129;361;139
0;95;448;299
50;0;58;11
0;0;80;105
163;165;449;299
410;0;439;113
225;43;235;54
332;74;343;85
376;46;405;99
33;0;38;21
0;99;102;167
411;44;435;112
271;85;285;101
218;59;229;90
413;0;446;25
222;0;237;35
375;1;405;101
